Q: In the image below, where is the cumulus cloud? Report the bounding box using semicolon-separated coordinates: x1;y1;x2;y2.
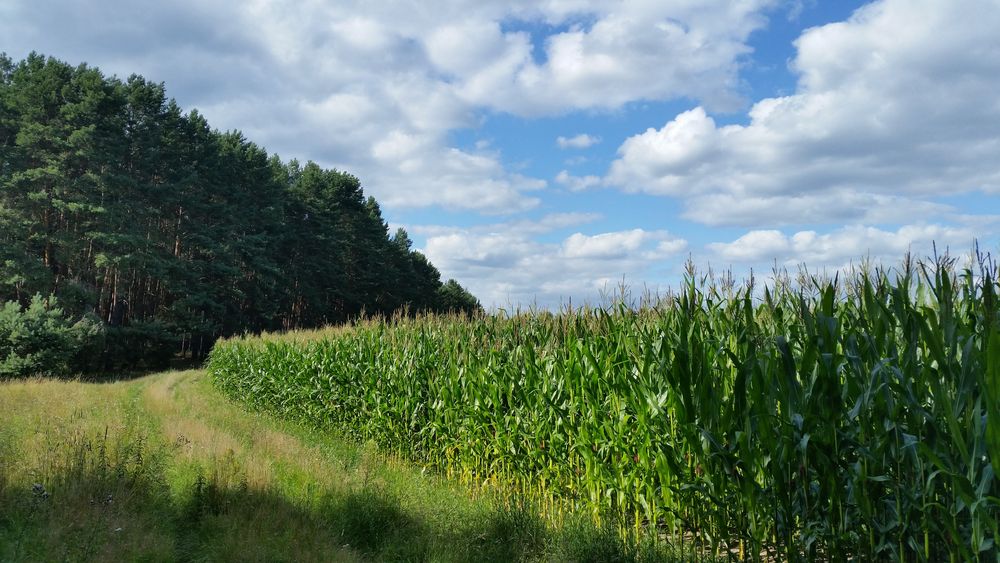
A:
429;1;775;115
0;0;777;214
416;216;687;307
562;229;684;259
368;133;546;212
555;170;602;192
557;134;600;149
606;0;1000;227
708;224;978;270
10;0;996;304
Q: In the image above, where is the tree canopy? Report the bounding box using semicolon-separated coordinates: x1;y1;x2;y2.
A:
0;52;481;371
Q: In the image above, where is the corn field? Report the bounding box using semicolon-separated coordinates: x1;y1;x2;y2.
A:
209;256;1000;561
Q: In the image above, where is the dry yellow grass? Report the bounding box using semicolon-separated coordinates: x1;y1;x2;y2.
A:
2;370;542;562
140;370;352;497
3;367;669;562
0;372;362;561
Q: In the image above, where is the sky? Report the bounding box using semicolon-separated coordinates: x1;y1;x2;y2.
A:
3;0;1000;307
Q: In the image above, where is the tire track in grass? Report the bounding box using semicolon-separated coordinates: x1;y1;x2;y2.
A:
4;370;643;562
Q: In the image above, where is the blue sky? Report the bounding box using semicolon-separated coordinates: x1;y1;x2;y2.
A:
4;0;999;306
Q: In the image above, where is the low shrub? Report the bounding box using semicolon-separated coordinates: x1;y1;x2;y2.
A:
0;294;100;379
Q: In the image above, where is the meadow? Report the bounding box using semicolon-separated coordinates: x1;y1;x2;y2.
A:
1;371;674;562
210;256;1000;561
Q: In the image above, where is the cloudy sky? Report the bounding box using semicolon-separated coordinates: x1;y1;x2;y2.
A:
4;0;999;306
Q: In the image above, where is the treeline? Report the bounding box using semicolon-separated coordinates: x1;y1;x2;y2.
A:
0;52;480;373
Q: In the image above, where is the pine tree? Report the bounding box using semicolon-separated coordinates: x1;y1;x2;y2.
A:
0;52;483;370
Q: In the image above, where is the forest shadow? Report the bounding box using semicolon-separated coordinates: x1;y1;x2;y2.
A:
0;464;671;563
74;356;205;384
0;440;578;563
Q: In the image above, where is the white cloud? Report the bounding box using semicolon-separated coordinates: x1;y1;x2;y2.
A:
562;229;678;259
709;230;789;263
424;20;515;78
419;217;687;307
607;0;1000;227
555;170;602;191
557;133;600;149
415;1;776;116
0;0;780;214
369;141;547;213
608;107;721;194
708;224;978;270
10;0;997;306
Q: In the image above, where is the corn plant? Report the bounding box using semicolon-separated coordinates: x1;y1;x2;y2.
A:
209;254;999;560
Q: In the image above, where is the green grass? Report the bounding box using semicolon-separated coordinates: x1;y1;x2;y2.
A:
210;257;1000;561
0;371;679;562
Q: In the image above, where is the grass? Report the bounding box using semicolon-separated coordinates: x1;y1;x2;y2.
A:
0;370;680;562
